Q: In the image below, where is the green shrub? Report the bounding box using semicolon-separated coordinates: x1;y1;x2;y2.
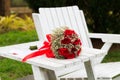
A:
25;0;73;12
11;0;28;7
77;0;120;33
25;0;120;34
0;15;14;33
0;15;35;33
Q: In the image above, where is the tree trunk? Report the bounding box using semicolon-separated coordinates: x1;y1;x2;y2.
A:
0;0;10;16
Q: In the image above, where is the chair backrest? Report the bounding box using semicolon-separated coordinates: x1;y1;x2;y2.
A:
33;6;92;48
32;6;97;77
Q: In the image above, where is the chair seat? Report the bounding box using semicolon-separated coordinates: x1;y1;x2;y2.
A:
60;62;120;80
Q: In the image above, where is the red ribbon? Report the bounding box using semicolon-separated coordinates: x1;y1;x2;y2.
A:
22;34;54;62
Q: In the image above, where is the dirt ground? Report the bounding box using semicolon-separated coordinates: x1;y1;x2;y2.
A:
91;39;120;52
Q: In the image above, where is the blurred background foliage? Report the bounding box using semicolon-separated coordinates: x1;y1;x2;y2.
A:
25;0;120;33
11;0;28;7
0;1;120;80
0;15;34;33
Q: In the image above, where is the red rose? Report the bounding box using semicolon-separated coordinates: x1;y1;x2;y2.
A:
58;48;69;56
73;39;81;45
71;48;77;53
64;29;75;36
61;38;71;44
58;48;75;59
67;54;75;59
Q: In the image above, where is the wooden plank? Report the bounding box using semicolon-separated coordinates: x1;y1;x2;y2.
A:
72;6;91;47
32;13;44;40
55;8;65;26
61;7;71;27
84;60;96;80
79;10;92;47
50;8;60;27
67;6;79;33
89;33;120;43
32;65;49;80
44;8;55;30
60;62;120;80
39;8;51;38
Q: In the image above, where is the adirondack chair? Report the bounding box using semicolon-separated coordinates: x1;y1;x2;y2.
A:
31;6;120;80
0;5;120;80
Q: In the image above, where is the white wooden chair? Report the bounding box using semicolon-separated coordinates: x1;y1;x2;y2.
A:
0;6;120;80
32;6;120;80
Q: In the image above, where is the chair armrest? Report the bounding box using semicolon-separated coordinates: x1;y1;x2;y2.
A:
0;41;42;58
0;40;106;71
89;33;120;44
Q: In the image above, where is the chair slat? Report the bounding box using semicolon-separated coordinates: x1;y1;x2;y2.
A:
79;10;92;47
55;8;66;26
49;8;60;28
61;7;71;27
44;8;55;30
72;6;91;47
66;6;79;34
32;13;44;40
39;8;51;38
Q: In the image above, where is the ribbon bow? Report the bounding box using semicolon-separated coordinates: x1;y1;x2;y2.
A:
22;34;54;62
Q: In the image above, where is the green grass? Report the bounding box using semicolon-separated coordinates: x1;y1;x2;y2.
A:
0;30;120;80
0;30;38;80
0;58;32;80
103;50;120;62
0;30;38;46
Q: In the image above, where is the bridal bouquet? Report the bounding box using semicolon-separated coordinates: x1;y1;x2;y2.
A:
22;27;82;62
51;27;82;59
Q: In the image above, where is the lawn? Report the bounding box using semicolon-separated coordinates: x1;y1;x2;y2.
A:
0;30;38;46
0;30;120;80
0;30;38;80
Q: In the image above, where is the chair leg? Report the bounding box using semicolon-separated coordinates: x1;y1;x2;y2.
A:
32;65;48;80
47;69;58;80
32;65;57;80
84;60;97;80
